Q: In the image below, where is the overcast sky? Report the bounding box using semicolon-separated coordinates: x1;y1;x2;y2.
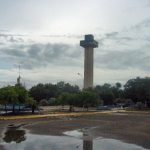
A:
0;0;150;88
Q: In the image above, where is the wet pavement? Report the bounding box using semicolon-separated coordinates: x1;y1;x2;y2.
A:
0;125;148;150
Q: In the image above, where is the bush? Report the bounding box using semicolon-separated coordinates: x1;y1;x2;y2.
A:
40;99;49;106
48;98;56;105
135;102;144;110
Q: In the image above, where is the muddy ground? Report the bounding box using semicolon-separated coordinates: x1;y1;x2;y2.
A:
0;111;150;149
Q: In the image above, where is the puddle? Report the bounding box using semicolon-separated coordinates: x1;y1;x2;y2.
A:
0;127;148;150
2;132;82;150
93;138;147;150
64;130;148;150
64;129;83;138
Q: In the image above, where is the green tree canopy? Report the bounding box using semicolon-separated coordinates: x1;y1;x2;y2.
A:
0;86;18;105
29;82;80;102
57;91;100;111
124;77;150;106
79;91;100;108
15;85;28;104
94;84;114;105
0;85;29;113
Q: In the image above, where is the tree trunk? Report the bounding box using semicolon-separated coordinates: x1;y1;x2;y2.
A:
87;106;89;111
19;104;20;112
85;104;89;111
12;105;15;114
69;105;74;112
5;104;7;114
32;105;35;114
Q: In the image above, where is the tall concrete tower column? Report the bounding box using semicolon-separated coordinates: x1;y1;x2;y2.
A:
80;35;98;89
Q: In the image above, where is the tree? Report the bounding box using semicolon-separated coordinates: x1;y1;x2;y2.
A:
39;99;49;106
57;93;75;111
111;83;122;98
124;77;150;107
15;85;28;111
0;87;9;113
56;81;80;94
25;97;37;114
29;82;80;103
0;86;18;113
0;85;29;113
29;83;46;102
78;91;100;111
57;91;99;111
115;82;122;89
57;93;69;106
94;84;115;105
44;83;58;98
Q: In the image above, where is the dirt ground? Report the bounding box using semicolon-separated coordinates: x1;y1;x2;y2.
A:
0;111;150;149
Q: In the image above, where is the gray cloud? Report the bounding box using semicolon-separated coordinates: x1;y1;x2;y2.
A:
0;29;9;32
97;18;150;49
0;33;24;43
8;36;24;43
97;31;133;44
43;34;82;39
0;33;25;37
95;46;150;71
2;48;26;57
0;32;82;39
105;32;118;38
131;18;150;30
2;41;149;72
0;43;83;69
0;42;5;45
1;18;150;72
146;0;150;7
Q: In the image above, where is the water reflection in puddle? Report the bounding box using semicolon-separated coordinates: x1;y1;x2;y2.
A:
3;128;26;144
2;133;82;150
64;130;148;150
1;127;148;150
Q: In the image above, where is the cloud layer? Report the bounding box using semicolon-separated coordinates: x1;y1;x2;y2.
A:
0;42;83;69
0;16;150;87
0;18;150;71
